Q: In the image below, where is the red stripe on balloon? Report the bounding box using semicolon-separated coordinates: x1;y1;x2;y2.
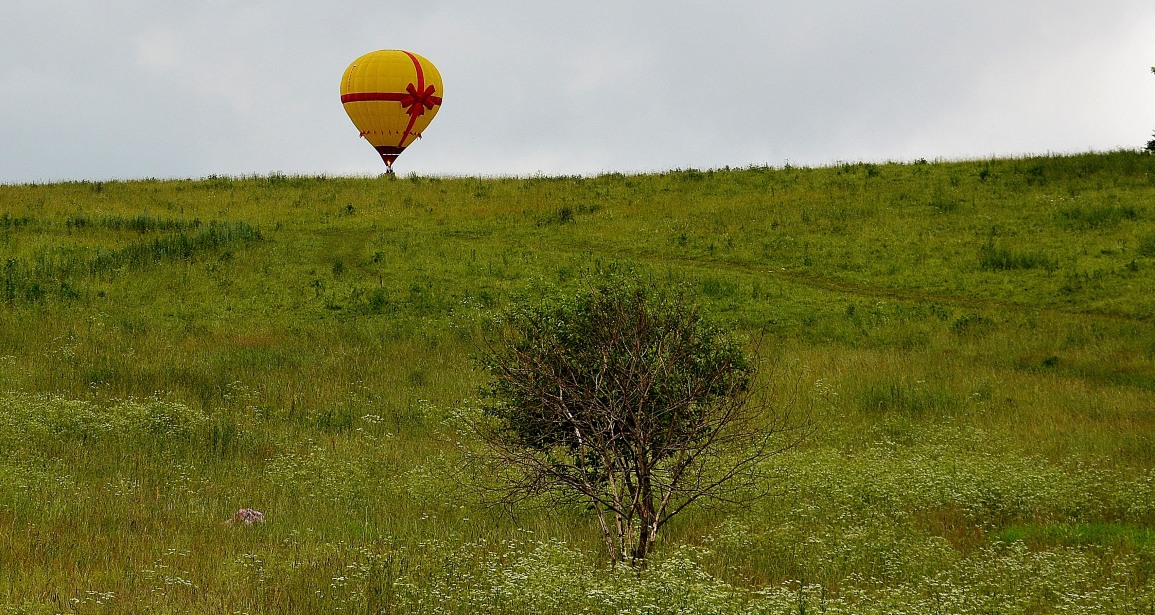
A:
398;51;429;147
340;91;442;105
341;92;404;103
404;51;424;86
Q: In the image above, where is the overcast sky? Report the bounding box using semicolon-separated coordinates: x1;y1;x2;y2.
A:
2;1;1153;182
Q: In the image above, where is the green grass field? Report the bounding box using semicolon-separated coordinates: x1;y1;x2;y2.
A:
2;151;1155;613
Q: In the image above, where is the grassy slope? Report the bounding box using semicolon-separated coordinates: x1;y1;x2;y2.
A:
1;151;1155;613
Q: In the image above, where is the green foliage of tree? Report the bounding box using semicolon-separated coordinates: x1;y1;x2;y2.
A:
470;276;807;564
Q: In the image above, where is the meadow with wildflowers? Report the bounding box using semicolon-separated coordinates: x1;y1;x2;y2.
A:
1;151;1155;612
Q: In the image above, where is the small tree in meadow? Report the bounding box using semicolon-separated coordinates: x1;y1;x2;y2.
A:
468;277;807;565
1148;67;1155;153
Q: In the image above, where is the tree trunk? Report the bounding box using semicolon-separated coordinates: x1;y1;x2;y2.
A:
592;502;616;564
633;459;656;563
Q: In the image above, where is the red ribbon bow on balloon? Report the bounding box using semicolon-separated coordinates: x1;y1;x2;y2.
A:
400;83;441;119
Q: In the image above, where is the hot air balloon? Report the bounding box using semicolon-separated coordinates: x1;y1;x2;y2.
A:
340;50;443;173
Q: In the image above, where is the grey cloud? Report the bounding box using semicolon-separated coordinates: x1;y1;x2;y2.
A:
2;0;1153;182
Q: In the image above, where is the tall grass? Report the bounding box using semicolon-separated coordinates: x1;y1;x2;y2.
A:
1;152;1155;612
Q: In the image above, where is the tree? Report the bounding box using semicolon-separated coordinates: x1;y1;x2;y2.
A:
465;277;808;565
1148;67;1155;153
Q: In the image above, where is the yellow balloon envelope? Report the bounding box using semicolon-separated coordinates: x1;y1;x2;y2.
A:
340;50;443;171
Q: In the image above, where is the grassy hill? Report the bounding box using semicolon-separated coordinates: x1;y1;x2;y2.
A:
2;151;1155;613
